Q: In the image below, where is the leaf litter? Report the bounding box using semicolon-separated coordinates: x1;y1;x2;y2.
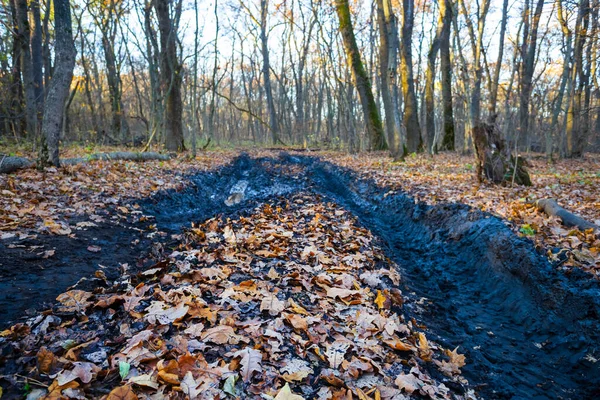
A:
0;193;475;399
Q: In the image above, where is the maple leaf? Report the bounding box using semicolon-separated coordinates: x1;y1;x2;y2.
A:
274;383;305;400
260;293;286;316
233;347;262;383
107;385;138;400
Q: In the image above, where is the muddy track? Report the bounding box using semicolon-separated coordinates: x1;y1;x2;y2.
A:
143;153;599;398
300;156;600;399
2;153;598;399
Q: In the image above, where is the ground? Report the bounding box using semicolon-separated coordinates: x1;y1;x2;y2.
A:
0;150;598;399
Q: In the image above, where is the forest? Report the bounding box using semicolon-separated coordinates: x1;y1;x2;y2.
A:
0;0;599;159
0;0;599;399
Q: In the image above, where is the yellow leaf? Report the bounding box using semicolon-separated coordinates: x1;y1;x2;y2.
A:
374;290;386;309
274;383;305;400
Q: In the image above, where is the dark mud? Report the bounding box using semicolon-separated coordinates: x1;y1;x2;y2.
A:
2;153;599;399
0;216;153;327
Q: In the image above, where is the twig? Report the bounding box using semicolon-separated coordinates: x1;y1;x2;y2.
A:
13;374;49;387
0;154;6;170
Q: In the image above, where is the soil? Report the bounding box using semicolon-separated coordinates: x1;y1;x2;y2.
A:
1;152;598;399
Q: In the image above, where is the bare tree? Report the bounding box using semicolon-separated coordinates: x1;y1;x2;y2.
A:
40;0;76;166
377;0;402;158
400;0;421;153
335;0;386;150
155;0;184;151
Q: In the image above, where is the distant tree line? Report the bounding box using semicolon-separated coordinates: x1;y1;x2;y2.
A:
0;0;599;164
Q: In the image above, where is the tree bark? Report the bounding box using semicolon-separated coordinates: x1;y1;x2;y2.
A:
518;0;545;150
260;0;281;145
15;0;37;138
489;0;508;116
400;0;421;153
154;0;184;152
423;1;443;153
335;0;387;150
534;199;598;232
439;0;455;150
566;0;590;158
376;0;402;158
40;0;76;167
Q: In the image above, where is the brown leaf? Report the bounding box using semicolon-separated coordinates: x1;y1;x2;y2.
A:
260;293;286;316
234;347;262;383
201;325;242;345
56;290;93;314
37;347;55;374
107;385;138;400
284;313;308;331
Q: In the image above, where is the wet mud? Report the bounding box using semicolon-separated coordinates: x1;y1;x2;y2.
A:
1;153;598;399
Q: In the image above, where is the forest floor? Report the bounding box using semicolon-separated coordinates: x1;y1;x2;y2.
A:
0;149;599;399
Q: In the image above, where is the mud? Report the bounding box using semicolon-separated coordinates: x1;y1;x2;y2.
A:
0;216;153;327
1;152;598;399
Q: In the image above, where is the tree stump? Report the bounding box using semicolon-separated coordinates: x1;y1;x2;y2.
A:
473;115;532;186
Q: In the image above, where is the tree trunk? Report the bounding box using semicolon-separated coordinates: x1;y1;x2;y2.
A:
40;0;76;167
31;0;44;136
15;0;37;138
260;0;281;145
489;0;508;116
439;0;455;150
423;1;443;153
400;0;421;153
518;0;545;150
376;0;402;158
154;0;184;152
335;0;387;150
566;0;590;158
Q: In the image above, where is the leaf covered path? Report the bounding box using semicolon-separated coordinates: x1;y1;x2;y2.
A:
1;152;599;399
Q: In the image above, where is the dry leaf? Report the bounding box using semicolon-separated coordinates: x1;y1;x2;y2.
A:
234;347;262;383
260;294;286;316
107;385;138;400
274;383;306;400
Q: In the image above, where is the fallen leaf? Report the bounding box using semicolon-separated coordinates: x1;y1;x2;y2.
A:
274;383;306;400
37;347;55;374
128;374;159;389
87;245;101;253
234;347;262;383
201;325;242;345
56;362;99;385
56;290;93;314
260;293;286;316
107;385;138;400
